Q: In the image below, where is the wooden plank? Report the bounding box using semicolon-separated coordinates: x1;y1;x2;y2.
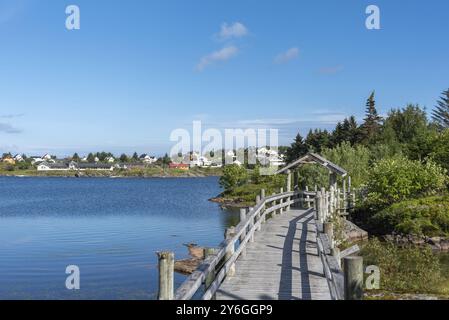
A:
216;209;332;300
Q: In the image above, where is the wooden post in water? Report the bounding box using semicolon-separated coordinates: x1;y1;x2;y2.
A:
204;248;216;300
239;208;247;257
225;227;236;277
343;256;364;300
157;251;174;300
324;222;334;249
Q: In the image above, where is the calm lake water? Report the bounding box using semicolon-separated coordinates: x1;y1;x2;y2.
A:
0;176;238;300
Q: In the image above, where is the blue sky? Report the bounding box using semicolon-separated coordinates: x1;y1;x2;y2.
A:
1;0;448;156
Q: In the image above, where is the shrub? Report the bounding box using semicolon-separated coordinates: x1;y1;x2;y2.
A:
361;238;443;293
297;142;371;188
370;196;449;237
430;129;449;173
366;156;447;207
220;165;248;192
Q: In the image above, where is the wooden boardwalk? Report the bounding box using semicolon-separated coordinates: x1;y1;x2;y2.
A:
216;208;332;300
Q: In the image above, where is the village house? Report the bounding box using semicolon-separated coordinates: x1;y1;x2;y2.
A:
105;156;115;163
169;163;190;171
2;156;15;165
37;162;70;171
140;154;157;164
36;161;115;171
13;154;24;162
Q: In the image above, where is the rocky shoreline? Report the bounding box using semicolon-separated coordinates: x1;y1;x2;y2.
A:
383;233;449;252
209;196;251;209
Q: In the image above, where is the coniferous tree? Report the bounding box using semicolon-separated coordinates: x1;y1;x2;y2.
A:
72;153;80;161
286;133;308;163
360;91;383;143
87;153;95;163
432;89;449;129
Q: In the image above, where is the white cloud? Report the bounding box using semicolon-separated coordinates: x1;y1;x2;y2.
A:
274;47;299;64
196;46;239;71
0;123;22;134
217;22;248;40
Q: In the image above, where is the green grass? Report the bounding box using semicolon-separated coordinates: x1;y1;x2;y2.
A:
360;238;449;296
0;164;223;178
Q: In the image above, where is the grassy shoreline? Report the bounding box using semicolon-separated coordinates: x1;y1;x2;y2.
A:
0;166;223;179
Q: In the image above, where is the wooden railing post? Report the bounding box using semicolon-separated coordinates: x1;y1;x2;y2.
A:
343;256;364;300
255;195;262;231
279;187;284;214
225;227;236;277
204;248;216;300
249;207;255;242
324;222;334;249
316;191;322;222
157;251;174;300
239;208;247;257
305;186;311;209
286;170;292;211
343;179;347;214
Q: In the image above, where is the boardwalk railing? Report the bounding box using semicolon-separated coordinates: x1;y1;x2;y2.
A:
159;185;360;300
174;190;301;300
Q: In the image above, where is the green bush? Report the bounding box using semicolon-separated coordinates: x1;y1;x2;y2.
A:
361;238;443;293
297;142;371;188
430;129;449;173
366;156;447;207
370;196;449;237
220;165;248;192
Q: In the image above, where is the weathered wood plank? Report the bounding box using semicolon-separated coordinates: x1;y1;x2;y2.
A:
216;209;332;300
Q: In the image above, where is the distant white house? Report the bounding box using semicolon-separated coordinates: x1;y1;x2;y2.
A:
37;161;115;171
140;154;157;164
42;154;53;161
81;156;88;162
233;160;242;166
190;155;212;167
30;156;45;164
13;154;24;162
37;162;69;171
94;157;100;163
105;156;115;163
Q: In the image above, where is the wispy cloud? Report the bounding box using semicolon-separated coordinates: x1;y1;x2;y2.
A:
0;123;22;134
196;46;239;71
217;22;248;40
274;47;299;64
0;113;24;119
319;65;344;75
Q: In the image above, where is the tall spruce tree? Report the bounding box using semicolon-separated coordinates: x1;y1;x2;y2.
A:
286;133;308;163
361;91;383;143
432;89;449;129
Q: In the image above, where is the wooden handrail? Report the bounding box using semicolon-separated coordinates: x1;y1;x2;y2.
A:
174;191;298;300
